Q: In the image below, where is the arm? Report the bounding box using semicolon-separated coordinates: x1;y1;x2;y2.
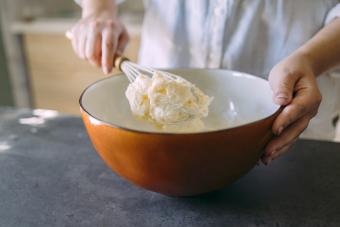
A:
262;18;340;164
298;18;340;75
69;0;129;74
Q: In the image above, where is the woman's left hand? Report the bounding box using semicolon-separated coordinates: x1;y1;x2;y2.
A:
262;52;322;165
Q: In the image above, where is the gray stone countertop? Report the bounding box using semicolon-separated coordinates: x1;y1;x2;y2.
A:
0;107;340;227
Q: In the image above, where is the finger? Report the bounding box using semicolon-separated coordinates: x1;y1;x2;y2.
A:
101;25;118;74
78;30;87;60
264;115;310;159
262;141;294;165
86;21;101;66
272;88;318;135
65;30;73;40
269;70;298;106
116;27;130;56
71;35;78;55
70;28;79;56
94;33;102;67
271;140;296;160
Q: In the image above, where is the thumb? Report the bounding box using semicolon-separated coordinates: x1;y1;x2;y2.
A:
269;70;297;106
65;30;73;40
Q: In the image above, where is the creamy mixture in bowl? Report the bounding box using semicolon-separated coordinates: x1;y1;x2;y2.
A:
125;71;213;131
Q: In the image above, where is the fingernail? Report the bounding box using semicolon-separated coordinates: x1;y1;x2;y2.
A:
103;67;109;74
276;92;289;99
265;150;275;162
277;126;284;136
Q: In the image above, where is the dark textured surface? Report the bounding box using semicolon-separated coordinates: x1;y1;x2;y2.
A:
0;107;340;227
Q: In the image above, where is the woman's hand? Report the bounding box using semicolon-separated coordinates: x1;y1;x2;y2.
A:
68;2;129;74
262;52;322;165
262;18;340;164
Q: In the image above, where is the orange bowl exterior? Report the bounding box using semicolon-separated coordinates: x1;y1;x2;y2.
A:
81;108;280;196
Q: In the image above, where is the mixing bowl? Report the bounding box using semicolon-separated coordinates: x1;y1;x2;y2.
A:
80;69;280;196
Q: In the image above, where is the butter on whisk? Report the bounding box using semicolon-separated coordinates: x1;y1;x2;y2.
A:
115;57;213;128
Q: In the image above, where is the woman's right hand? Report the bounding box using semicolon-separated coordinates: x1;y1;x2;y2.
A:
68;4;129;74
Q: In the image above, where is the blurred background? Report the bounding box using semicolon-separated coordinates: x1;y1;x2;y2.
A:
0;0;143;114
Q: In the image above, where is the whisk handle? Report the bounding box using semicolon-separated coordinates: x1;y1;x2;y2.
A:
114;56;130;71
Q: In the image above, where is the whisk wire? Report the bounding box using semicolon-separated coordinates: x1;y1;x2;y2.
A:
116;56;182;83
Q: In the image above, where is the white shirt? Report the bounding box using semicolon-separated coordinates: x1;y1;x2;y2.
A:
139;0;340;140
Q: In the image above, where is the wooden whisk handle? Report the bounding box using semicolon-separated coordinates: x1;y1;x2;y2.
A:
114;56;130;71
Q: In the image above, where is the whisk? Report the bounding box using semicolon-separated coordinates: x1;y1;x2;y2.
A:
114;56;181;83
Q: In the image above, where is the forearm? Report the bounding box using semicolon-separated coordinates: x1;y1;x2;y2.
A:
81;0;117;17
296;18;340;76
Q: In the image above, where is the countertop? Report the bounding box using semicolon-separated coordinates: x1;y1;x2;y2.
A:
0;107;340;227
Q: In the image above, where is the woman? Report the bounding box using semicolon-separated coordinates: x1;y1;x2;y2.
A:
69;0;340;164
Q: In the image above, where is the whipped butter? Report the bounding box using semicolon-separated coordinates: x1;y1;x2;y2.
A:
125;71;213;131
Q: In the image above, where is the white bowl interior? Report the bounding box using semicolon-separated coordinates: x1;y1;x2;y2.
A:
81;69;279;133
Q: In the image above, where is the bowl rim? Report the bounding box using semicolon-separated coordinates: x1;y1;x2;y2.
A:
79;68;281;135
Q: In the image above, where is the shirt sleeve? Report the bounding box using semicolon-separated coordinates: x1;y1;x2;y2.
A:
74;0;124;7
325;3;340;24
